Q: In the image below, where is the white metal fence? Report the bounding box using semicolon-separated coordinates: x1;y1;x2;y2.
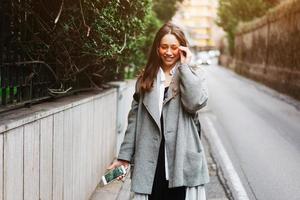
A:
0;80;135;200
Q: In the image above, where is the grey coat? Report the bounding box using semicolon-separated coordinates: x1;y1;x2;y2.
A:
118;63;210;194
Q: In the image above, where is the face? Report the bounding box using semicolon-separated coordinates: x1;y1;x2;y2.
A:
158;34;180;68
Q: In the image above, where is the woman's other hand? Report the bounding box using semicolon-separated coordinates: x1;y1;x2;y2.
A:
107;159;130;180
179;46;192;64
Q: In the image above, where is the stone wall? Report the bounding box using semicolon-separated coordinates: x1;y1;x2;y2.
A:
234;0;300;100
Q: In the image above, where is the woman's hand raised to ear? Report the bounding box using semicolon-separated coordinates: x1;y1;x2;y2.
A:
179;46;192;65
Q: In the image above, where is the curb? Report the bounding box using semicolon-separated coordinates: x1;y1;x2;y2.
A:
201;116;250;200
203;135;233;200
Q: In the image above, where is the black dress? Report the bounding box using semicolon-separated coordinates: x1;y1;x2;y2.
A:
148;86;186;200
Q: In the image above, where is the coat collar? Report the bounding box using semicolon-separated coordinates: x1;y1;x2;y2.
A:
142;62;181;132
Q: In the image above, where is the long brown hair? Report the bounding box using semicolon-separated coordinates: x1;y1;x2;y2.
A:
139;22;188;93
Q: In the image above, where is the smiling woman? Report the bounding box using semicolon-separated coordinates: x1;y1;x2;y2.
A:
107;22;209;200
138;22;190;93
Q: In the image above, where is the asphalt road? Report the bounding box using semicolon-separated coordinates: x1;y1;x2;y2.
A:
200;64;300;200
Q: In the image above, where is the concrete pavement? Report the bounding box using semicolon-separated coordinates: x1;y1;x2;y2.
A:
89;133;232;200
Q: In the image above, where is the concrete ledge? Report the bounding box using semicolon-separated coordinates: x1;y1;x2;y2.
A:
0;89;116;133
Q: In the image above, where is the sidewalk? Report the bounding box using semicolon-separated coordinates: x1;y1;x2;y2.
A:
89;134;232;200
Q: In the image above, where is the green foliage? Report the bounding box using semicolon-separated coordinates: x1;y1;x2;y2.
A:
217;0;274;55
125;10;162;78
152;0;184;22
0;87;17;98
7;0;185;93
12;0;162;90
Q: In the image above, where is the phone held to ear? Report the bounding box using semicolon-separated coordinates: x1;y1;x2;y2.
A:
101;165;127;185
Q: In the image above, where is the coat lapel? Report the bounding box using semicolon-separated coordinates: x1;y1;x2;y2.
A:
142;78;161;132
142;62;181;132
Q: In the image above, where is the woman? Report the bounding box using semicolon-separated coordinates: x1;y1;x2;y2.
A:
108;22;209;200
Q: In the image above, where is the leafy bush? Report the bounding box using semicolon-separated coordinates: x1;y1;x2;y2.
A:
5;0;185;94
8;0;161;91
152;0;184;22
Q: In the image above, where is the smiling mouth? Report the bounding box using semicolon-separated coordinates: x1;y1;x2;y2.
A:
164;57;174;61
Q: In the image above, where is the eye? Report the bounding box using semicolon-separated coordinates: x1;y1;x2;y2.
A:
160;45;168;50
171;46;178;51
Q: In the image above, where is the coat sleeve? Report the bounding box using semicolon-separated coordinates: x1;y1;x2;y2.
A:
117;80;139;163
178;63;208;114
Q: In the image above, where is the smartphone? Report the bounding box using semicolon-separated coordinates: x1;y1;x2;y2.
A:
102;165;127;185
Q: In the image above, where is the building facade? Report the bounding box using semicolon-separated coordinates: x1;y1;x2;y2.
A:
173;0;224;50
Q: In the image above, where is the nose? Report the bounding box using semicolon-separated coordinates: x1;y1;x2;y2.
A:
165;47;172;55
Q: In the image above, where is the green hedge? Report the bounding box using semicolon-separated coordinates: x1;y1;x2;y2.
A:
13;0;162;90
5;0;187;93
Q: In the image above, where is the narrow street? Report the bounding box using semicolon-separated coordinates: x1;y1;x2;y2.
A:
200;64;300;200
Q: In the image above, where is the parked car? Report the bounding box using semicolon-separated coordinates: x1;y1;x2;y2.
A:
208;50;220;58
196;51;212;65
